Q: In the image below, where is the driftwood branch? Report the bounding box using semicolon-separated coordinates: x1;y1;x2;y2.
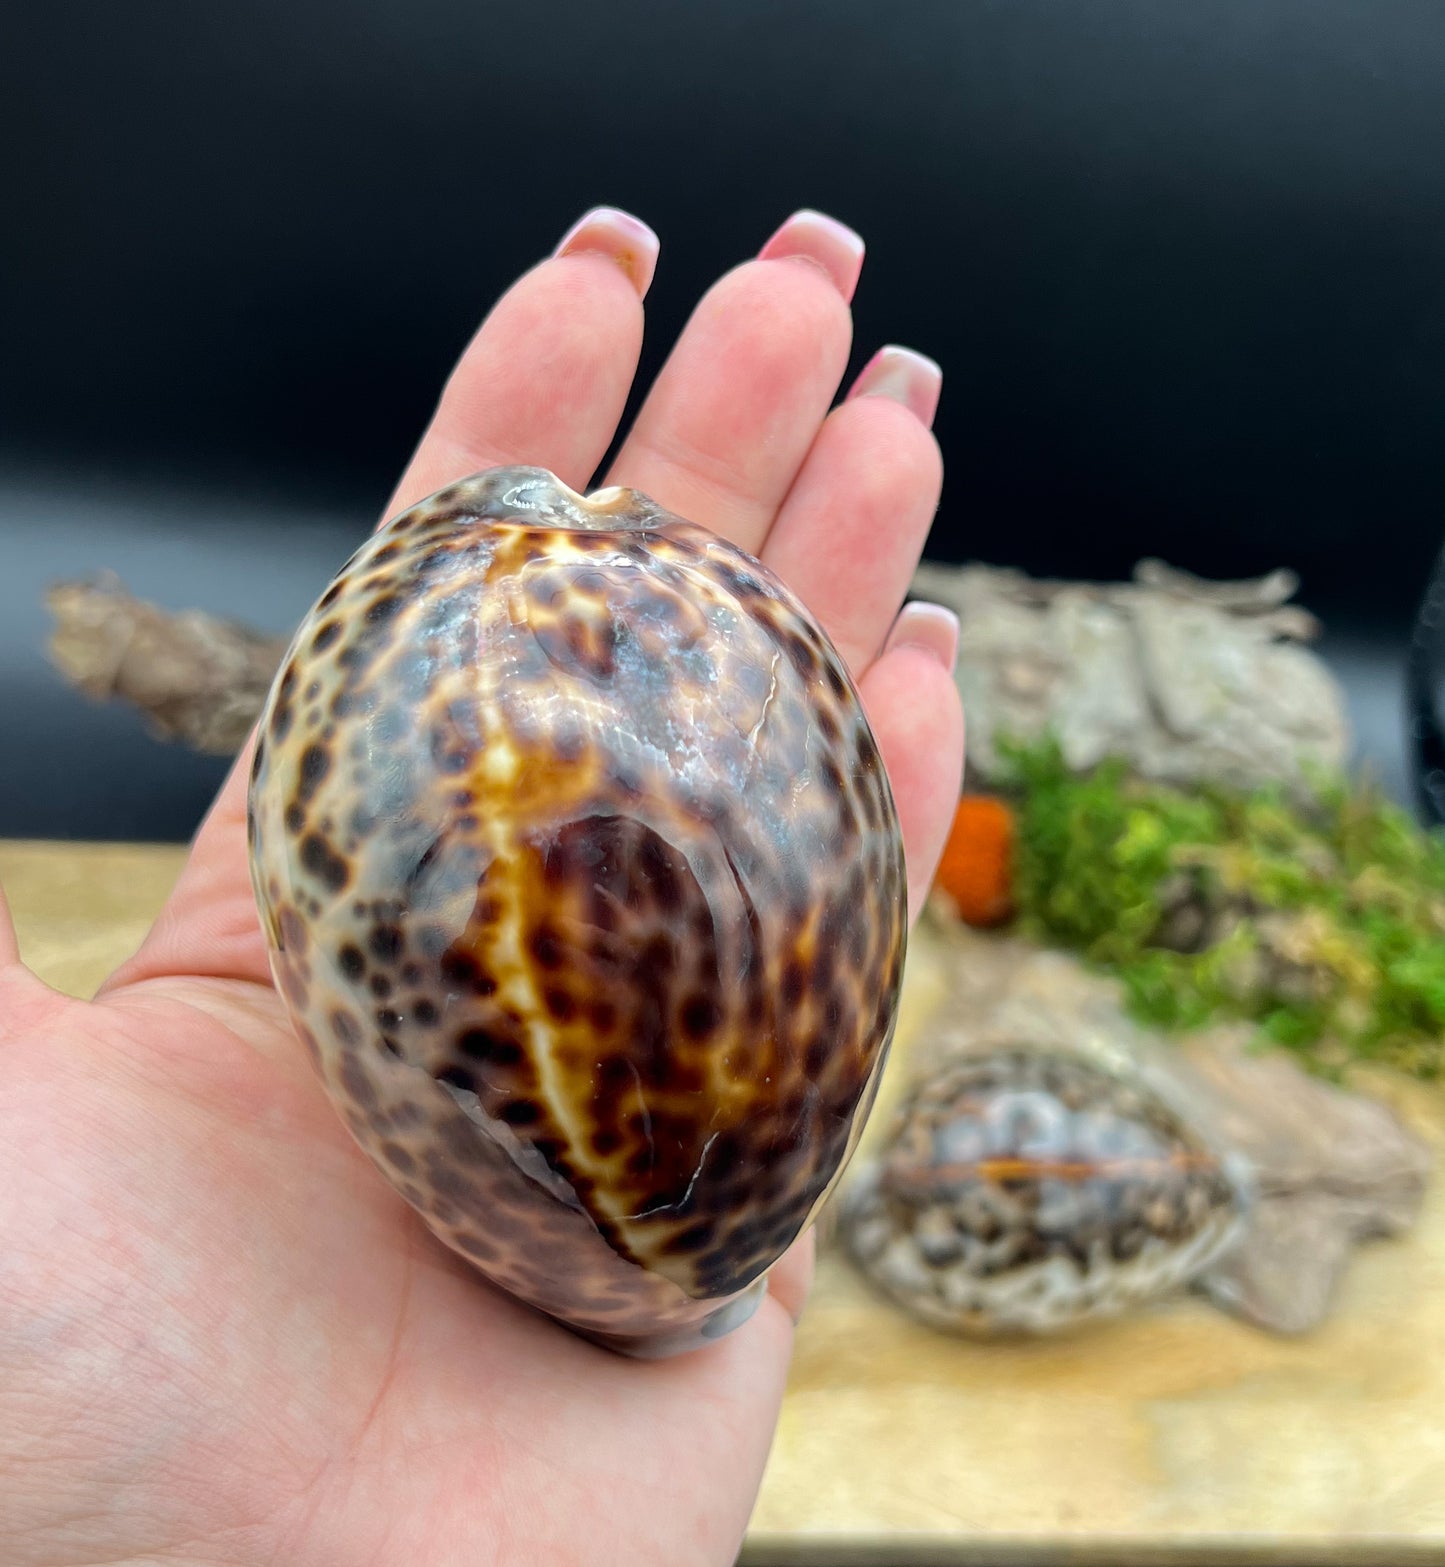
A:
45;557;1335;776
910;557;1346;795
46;575;287;755
1133;557;1298;609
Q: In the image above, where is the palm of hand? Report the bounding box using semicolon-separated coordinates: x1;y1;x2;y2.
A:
0;210;962;1567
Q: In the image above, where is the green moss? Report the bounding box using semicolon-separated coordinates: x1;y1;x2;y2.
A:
1000;737;1445;1080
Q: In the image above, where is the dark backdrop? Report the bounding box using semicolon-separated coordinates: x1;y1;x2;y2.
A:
4;0;1445;838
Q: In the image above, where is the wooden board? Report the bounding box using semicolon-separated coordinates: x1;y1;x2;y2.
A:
0;838;189;996
5;840;1445;1565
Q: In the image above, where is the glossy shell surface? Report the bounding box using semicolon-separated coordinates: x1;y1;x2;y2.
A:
248;468;906;1354
842;1048;1246;1335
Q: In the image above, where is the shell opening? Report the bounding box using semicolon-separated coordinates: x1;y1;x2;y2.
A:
486;467;662;533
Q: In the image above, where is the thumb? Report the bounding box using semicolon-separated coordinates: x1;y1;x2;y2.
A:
0;877;17;969
0;874;69;1038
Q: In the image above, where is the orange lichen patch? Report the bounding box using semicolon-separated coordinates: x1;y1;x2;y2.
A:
933;794;1016;927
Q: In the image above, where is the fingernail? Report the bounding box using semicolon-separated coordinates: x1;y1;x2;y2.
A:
554;206;660;298
885;601;959;673
848;345;943;427
758;209;865;302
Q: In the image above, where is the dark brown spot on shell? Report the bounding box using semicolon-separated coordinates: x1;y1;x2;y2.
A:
300;832;350;892
368;925;403;964
338;1053;376;1108
278;906;308;954
458;1026;524;1066
298;743;330;801
545;986;577;1022
681;994;721;1039
530;923;565;970
330;1009;362;1046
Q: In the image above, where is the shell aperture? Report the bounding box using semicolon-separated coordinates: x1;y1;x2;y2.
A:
841;1047;1247;1335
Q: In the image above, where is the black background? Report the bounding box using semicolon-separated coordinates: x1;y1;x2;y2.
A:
4;0;1445;837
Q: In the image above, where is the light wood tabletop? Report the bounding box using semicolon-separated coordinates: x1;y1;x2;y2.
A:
4;839;1445;1566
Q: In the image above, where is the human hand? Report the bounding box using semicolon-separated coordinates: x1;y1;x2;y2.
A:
0;207;963;1566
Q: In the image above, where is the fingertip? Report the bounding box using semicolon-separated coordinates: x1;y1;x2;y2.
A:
847;345;944;428
553;205;660;299
758;209;866;303
883;600;959;674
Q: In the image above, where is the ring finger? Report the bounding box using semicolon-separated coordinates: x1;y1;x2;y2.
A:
762;345;944;674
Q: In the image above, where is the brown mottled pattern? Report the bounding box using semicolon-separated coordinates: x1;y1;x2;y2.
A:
248;468;906;1353
842;1049;1247;1335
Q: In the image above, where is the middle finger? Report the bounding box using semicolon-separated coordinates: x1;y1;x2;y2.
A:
605;210;862;556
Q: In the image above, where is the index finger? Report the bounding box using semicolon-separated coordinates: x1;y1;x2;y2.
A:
105;208;658;996
386;205;657;515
